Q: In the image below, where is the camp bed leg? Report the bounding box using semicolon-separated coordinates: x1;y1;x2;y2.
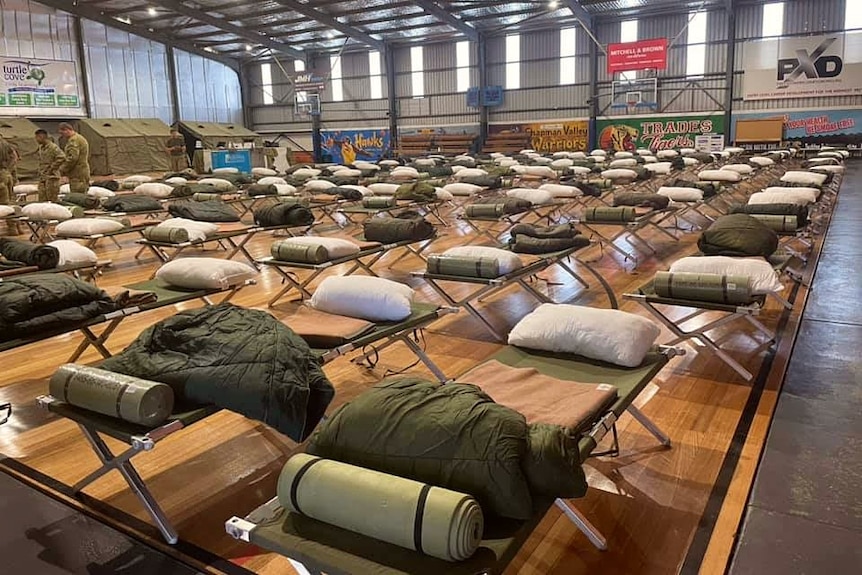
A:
742;314;776;340
554;499;608;550
627;404;671;446
424;278;506;341
558;257;620;309
68;318;124;362
515;277;553;304
268;267;319;306
225;232;259;268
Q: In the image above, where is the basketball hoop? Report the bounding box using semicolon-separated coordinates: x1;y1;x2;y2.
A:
611;77;658;116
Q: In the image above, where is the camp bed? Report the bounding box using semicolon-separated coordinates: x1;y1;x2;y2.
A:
0;259;112;284
338;198;449;227
623;281;774;381
0;277;254;362
57;216;163;250
16;216;64;243
224;346;682;568
136;221;316;274
260;235;437;306
577;206;680;267
411;245;618;340
458;201;569;245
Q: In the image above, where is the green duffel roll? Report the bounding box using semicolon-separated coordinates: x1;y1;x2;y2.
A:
271;240;330;264
193;192;224;202
49;364;174;426
653;271;752;304
362;196;397;209
427;254;500;279
277;453;484;562
584;206;636;223
363;217;435;243
465;203;504;218
143;226;190;243
246;183;278;196
586;178;613;189
749;214;799;232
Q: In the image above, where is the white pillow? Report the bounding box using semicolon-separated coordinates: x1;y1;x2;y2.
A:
601;168;638;180
724;147;745;155
47;240;98;265
21;202;73;221
699;169;740;182
721;164;754;175
636;148;652;156
568;166;593;175
539;183;581;198
749;189;817;206
550;159;574;169
657;187;704;202
643;156;658;163
60;183;71;195
165;176;187;185
817;151;843;159
213;167;239;174
531;157;553;166
810;165;844;174
156;257;256;290
156;218;219;242
414;158;436;167
764;186;820;198
391;167;420;178
497;159;518;168
0;205;15;217
453;168;488;180
13;183;38;195
253;167;278;177
656;150;679;159
258;176;288;186
368;183;401;195
679;148;697;156
443;182;483;196
505;188;554;205
508;304;660;368
682;157;699;166
669;256;783;294
749;157;774;167
780;171;827;187
304;179;337;192
521;149;537;155
274;236;360;259
590;149;607;157
644;162;672;174
55;218;125;236
378;160;400;168
570;151;587;159
122;175;153;189
442;246;523;275
197;178;236;192
806;157;837;165
614;151;634;159
310;276;414;322
355;163;380;172
335;168;362;178
293;167;322;179
275;184;297;196
87;186;115;198
435;188;455;201
135;182;174;198
522;166;556;178
609;158;637;168
340;185;373;196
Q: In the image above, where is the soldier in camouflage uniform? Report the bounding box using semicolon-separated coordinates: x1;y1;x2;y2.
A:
0;135;16;205
58;122;90;194
35;129;66;203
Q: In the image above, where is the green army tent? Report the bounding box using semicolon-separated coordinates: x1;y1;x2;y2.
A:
179;121;262;149
0;117;41;180
78;118;171;176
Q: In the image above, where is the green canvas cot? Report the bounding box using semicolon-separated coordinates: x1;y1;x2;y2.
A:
78;118;171;176
0;117;41;180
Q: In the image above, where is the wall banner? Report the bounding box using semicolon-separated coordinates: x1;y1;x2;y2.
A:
731;109;862;145
742;33;862;100
596;114;725;151
0;57;80;108
488;121;589;153
607;38;668;73
321;129;390;163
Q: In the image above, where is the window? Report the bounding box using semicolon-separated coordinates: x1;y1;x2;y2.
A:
260;63;273;105
505;34;520;90
847;0;862;30
560;27;577;85
762;2;784;37
294;60;307;104
686;11;707;77
619;19;638;82
456;41;470;93
330;54;343;102
411;46;424;98
369;51;383;99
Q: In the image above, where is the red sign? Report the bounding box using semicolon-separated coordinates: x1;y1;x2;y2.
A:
607;38;668;74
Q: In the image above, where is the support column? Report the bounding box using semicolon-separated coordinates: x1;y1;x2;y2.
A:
166;45;182;126
385;44;399;155
312;113;322;163
724;1;737;147
478;34;489;146
72;17;92;118
588;35;599;151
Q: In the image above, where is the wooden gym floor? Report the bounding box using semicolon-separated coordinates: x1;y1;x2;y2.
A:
0;166;836;574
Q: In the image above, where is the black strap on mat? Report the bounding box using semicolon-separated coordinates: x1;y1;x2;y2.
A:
413;484;432;554
290;457;323;516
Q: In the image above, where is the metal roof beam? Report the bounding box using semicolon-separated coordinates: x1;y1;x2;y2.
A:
148;1;305;59
270;0;385;51
33;0;240;71
566;1;593;29
413;0;479;41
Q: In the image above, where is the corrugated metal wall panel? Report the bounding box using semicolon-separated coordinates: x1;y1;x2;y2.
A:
706;41;727;75
735;3;764;40
783;0;845;35
523;29;559;60
707;9;729;42
174;50;242;123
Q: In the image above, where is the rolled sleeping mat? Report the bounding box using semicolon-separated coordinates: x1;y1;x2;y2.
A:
143;226;190;243
193;192;224;202
586;178;613;190
276;196;311;208
465;203;505;218
246;183;278;196
653;271;752;305
362;196;397;209
271;240;330;264
748;214;800;232
426;254;500;279
277;454;484;562
49;364;174;427
583;206;636;223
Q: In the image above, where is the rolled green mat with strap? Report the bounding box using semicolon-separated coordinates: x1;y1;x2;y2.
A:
277;453;484;562
276;196;310;208
465;203;504;218
748;214;799;232
49;364;174;427
193;192;223;202
143;226;189;243
583;206;636;223
585;178;613;189
653;271;752;304
362;196;397;209
246;183;278;196
68;205;85;218
427;254;500;279
271;240;330;264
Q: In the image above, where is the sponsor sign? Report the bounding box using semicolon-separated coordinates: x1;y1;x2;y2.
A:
596;114;725;151
321;129;390;163
607;38;668;73
488;121;589;153
731;109;862;145
0;57;80;109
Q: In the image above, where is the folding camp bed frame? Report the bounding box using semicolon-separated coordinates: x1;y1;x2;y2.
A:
136;221;317;274
224;346;682;570
623;284;774;381
17;216;62;243
337;198;450;227
0;259;112;284
0;277;254;362
260;235;437;306
412;245;618;340
458;201;570;245
34;302;455;545
577;207;680;267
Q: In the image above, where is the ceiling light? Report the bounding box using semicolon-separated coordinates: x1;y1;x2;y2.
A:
326;31;335;39
246;44;253;51
548;0;559;8
113;16;131;25
148;7;157;16
204;46;216;53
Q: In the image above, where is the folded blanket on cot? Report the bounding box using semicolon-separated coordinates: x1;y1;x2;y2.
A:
395;182;437;202
729;203;808;228
101;194;163;213
0;238;60;270
331;187;364;201
614;192;671;209
465;198;531;217
671;179;717;197
101;303;335;442
306;376;586;520
245;183;278;196
92;179;120;192
168;200;240;222
282;306;375;348
253;203;315;228
363;217;435;243
510;234;590;255
0;275;118;340
698;214;779;258
62;193;100;209
170;183;220;198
